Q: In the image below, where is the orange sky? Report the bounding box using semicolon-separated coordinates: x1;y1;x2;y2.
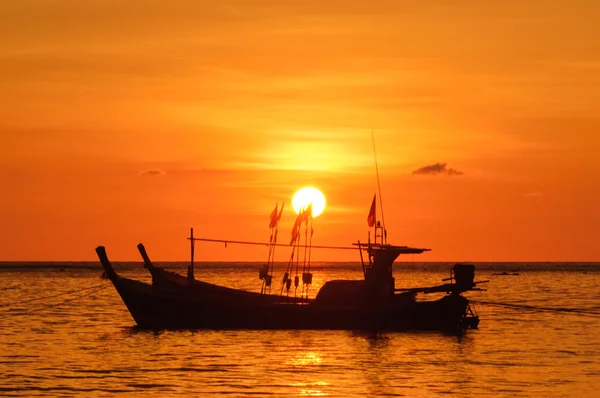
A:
1;1;599;261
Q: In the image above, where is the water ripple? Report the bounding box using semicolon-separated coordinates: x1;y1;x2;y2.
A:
0;266;598;397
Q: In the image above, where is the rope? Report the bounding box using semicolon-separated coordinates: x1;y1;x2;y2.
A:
1;284;111;317
0;283;109;308
190;237;359;251
471;300;600;317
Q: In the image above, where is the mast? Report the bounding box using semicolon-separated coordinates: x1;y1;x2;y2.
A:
302;205;314;299
188;227;195;282
262;203;281;295
371;130;387;244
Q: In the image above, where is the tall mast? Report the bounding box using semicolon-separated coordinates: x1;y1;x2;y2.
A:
371;130;387;244
188;227;195;282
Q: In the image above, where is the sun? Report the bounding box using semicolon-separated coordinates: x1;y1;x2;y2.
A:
292;187;326;218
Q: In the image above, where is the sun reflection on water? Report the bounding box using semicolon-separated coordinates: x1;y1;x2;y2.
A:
299;388;327;397
290;380;329;397
286;351;323;366
287;352;327;396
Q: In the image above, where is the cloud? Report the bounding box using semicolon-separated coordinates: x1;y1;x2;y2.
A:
138;169;166;177
411;162;463;176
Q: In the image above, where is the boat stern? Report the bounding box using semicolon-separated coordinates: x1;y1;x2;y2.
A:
462;301;479;329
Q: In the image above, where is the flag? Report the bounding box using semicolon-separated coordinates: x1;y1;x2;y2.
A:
290;211;303;245
269;203;278;228
367;194;376;227
290;226;298;245
303;203;312;223
277;203;284;223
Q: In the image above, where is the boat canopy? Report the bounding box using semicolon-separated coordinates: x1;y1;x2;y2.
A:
354;243;431;255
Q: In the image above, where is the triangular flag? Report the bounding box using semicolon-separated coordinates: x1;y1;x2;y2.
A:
304;203;313;223
367;194;376;227
277;202;284;223
290;211;303;245
269;204;278;228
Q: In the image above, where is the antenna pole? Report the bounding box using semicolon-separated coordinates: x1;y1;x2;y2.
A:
188;227;195;282
371;130;387;244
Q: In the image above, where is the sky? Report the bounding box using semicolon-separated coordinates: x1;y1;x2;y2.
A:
1;1;599;262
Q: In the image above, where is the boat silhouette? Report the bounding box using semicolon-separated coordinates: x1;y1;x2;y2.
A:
96;225;483;331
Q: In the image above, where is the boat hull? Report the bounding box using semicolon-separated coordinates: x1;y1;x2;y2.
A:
109;274;473;331
97;246;478;332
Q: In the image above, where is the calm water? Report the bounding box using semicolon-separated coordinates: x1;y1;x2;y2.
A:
1;262;599;397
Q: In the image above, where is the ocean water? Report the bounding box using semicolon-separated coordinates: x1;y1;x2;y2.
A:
0;262;599;397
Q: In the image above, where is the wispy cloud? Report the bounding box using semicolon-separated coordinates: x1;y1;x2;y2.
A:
411;162;463;176
138;169;166;177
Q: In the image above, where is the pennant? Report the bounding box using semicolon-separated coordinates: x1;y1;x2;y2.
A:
277;203;284;223
290;211;303;245
269;204;278;228
289;227;299;246
304;203;313;223
367;194;376;227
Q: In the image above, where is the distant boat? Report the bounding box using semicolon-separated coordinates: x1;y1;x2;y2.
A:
493;271;520;276
96;223;484;331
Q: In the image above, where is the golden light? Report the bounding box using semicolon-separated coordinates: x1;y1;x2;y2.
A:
292;187;326;218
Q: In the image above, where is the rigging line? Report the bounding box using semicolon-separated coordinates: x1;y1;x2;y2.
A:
269;226;279;270
263;227;275;294
1;284;111;317
470;300;600;316
294;238;300;298
267;228;274;265
190;237;360;251
281;252;292;296
303;215;309;275
295;235;300;275
269;226;279;295
0;283;110;308
308;217;314;273
306;217;315;299
371;130;386;243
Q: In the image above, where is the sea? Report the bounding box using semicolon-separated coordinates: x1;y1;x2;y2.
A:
0;261;598;397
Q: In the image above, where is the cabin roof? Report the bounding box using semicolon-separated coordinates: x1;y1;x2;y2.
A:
352;243;431;254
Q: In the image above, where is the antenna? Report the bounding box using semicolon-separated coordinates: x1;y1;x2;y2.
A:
371;130;387;244
188;227;195;282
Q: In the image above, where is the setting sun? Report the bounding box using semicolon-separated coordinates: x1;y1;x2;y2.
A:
292;187;326;218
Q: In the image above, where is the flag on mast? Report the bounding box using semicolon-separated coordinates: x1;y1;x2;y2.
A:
303;203;313;223
290;210;303;245
367;194;376;227
269;203;278;228
277;203;284;223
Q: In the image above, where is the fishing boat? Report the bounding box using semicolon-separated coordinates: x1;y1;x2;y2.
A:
98;134;485;331
96;214;484;331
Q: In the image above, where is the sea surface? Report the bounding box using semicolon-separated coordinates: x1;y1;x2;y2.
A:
0;261;599;397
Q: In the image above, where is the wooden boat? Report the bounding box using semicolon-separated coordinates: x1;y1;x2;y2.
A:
96;227;483;331
97;136;486;331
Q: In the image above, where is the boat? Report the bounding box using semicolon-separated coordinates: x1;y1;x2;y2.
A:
96;218;484;331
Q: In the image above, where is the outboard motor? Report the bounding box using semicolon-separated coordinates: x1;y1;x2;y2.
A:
452;263;475;291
